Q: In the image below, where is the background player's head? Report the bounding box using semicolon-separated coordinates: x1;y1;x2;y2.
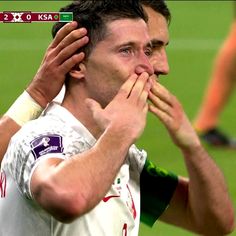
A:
140;0;171;24
140;0;171;77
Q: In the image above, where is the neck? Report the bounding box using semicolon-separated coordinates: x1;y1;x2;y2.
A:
61;88;103;139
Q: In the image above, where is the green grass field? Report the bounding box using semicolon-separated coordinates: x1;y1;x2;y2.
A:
1;1;236;235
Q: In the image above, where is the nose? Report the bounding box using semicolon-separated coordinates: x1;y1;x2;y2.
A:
135;52;154;76
151;49;169;76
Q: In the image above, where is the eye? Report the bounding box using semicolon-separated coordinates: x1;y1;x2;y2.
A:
119;47;133;55
145;47;153;57
151;43;164;54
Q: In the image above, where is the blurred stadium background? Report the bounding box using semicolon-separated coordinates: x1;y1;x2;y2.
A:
0;1;235;235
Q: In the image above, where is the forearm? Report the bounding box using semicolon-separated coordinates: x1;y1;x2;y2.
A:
182;145;235;235
0;116;20;163
0;91;43;164
148;81;234;233
31;125;132;222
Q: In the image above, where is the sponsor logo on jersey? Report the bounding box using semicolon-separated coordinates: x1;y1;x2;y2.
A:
102;194;120;202
30;134;64;159
102;180;137;219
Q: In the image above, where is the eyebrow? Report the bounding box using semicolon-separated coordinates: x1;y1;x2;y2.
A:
151;39;169;47
116;40;153;49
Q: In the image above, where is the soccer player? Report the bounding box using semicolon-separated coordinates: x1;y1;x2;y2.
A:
0;21;89;161
0;1;234;236
193;2;236;148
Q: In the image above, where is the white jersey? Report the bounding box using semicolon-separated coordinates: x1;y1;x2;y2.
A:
0;102;147;236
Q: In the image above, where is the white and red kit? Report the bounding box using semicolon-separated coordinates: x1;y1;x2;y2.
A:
0;102;177;236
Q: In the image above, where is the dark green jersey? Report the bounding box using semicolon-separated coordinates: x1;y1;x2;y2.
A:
140;159;178;226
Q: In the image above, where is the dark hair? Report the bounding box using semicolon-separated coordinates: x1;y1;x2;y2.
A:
52;0;147;59
139;0;171;24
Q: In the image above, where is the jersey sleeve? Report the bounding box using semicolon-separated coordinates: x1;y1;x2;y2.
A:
140;158;178;227
5;130;66;199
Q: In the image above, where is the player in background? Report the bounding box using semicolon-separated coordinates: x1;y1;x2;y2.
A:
0;21;89;162
193;2;236;148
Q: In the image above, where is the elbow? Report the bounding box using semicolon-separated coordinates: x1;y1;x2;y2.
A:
32;180;92;223
50;196;85;223
54;191;93;223
198;209;235;236
216;204;235;235
52;196;88;223
201;223;235;236
219;210;235;235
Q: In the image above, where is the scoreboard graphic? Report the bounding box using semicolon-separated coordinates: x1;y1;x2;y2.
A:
0;12;73;23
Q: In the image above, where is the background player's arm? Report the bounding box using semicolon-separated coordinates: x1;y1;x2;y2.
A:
148;80;235;235
26;21;88;108
0;21;89;164
0;116;20;162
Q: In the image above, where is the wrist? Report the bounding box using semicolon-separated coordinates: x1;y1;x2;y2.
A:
105;125;134;150
5;91;44;126
26;87;49;108
181;142;204;157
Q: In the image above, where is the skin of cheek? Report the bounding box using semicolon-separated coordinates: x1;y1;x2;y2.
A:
84;57;132;107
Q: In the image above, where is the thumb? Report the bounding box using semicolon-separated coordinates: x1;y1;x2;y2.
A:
85;98;102;115
85;98;108;133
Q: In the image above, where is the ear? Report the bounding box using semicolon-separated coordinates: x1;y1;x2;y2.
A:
69;62;86;80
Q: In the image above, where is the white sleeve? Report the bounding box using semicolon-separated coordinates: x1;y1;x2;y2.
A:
6;131;66;199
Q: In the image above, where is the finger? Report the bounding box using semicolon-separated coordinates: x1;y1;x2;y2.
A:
148;90;172;115
149;104;173;127
50;21;78;48
151;81;173;106
143;103;149;115
116;74;138;99
128;72;149;100
138;80;152;107
54;28;88;56
60;52;86;74
55;36;89;66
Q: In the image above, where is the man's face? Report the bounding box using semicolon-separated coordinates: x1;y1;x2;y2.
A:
83;18;154;107
144;6;170;79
